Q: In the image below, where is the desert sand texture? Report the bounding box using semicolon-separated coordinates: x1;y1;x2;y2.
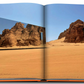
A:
0;45;44;79
46;37;84;79
1;37;84;79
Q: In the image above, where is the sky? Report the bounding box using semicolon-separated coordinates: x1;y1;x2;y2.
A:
0;3;43;27
0;18;27;34
1;4;84;42
45;4;84;42
0;17;43;40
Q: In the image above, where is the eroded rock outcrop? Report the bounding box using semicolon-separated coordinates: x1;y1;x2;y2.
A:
0;22;45;47
58;29;68;39
58;19;84;43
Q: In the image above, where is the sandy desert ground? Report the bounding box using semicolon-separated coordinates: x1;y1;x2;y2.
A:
0;45;44;79
1;37;84;79
46;37;84;79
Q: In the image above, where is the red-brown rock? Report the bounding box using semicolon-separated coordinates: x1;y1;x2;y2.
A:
64;19;84;43
58;29;68;39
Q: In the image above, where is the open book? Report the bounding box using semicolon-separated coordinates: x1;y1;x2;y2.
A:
0;3;84;82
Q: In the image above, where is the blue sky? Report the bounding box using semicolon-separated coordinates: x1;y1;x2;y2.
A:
0;18;27;34
1;4;84;42
45;4;84;42
0;3;44;39
0;3;43;27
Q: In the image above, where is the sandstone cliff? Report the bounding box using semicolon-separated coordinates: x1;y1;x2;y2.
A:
0;22;45;47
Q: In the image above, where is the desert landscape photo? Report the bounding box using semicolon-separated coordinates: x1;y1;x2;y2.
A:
45;4;84;79
0;18;45;79
1;3;84;81
0;3;46;80
46;19;84;79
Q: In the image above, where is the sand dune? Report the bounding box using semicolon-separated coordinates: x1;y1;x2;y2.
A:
46;37;84;47
46;37;84;79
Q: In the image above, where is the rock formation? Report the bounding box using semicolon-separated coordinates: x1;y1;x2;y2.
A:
58;29;68;39
0;34;2;38
0;22;45;47
58;19;84;43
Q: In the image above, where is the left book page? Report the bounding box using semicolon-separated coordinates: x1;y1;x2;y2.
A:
0;3;44;81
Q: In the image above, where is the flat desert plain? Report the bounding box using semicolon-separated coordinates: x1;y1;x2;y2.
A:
0;45;44;79
46;37;84;79
1;38;84;79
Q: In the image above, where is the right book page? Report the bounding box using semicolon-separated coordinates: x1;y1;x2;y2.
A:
45;4;84;80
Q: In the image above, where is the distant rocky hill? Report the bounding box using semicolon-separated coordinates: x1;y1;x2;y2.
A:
58;29;68;39
0;22;45;47
58;19;84;43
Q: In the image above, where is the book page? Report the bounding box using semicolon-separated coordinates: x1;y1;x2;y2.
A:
0;3;44;81
45;4;84;80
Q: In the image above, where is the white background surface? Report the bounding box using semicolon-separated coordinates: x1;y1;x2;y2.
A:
0;0;84;5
